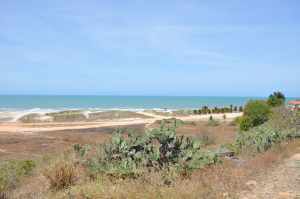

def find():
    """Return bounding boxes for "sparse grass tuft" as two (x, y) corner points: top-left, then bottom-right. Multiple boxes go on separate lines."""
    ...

(43, 161), (78, 190)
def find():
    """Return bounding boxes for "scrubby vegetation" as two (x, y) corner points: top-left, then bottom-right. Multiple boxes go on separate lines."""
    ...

(0, 160), (35, 195)
(238, 100), (271, 131)
(46, 111), (87, 122)
(235, 124), (298, 153)
(2, 91), (300, 198)
(74, 125), (218, 180)
(43, 161), (78, 190)
(88, 110), (152, 121)
(232, 97), (300, 154)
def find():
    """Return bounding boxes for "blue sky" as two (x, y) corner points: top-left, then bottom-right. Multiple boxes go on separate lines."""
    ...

(0, 0), (299, 97)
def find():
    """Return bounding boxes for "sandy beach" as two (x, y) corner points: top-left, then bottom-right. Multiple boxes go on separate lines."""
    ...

(0, 111), (242, 134)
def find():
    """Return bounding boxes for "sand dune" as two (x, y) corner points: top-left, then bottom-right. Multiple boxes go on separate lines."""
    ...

(0, 112), (242, 134)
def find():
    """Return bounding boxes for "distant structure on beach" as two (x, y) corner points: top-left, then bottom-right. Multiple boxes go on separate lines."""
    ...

(287, 100), (300, 111)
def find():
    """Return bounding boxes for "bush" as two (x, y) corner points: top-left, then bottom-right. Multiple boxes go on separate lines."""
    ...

(75, 126), (218, 179)
(235, 124), (297, 153)
(267, 91), (285, 107)
(239, 100), (271, 131)
(268, 106), (299, 131)
(43, 161), (78, 190)
(0, 160), (35, 193)
(239, 116), (252, 131)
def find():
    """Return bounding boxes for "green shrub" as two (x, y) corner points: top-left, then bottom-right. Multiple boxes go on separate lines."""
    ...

(239, 116), (252, 131)
(235, 124), (297, 153)
(234, 105), (300, 154)
(267, 91), (285, 107)
(0, 160), (35, 193)
(75, 126), (218, 179)
(239, 100), (271, 131)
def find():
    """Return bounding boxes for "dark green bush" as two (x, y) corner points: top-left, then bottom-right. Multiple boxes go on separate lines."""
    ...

(267, 91), (285, 107)
(239, 100), (271, 131)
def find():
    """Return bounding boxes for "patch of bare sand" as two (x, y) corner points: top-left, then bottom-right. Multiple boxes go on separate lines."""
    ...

(242, 148), (300, 199)
(0, 112), (242, 134)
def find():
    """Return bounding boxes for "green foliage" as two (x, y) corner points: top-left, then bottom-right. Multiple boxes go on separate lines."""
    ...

(239, 116), (252, 131)
(239, 100), (271, 131)
(235, 124), (297, 153)
(234, 106), (300, 154)
(0, 160), (35, 193)
(193, 105), (241, 115)
(267, 91), (286, 107)
(75, 126), (218, 179)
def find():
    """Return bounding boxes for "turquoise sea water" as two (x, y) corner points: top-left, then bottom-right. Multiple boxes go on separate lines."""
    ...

(0, 95), (267, 110)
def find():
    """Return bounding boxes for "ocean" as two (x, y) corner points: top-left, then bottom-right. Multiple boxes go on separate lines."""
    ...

(0, 95), (264, 110)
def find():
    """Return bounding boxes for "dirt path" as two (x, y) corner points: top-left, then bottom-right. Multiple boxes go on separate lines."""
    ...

(242, 150), (300, 199)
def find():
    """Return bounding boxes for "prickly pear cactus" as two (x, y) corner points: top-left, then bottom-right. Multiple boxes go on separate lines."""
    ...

(75, 125), (218, 177)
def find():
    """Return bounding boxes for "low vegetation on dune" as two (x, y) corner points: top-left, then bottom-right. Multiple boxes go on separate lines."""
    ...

(18, 110), (153, 123)
(2, 91), (300, 198)
(88, 110), (152, 121)
(0, 160), (35, 196)
(46, 111), (87, 122)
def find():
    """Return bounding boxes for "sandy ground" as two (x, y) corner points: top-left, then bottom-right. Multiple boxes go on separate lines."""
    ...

(0, 112), (242, 134)
(0, 112), (239, 161)
(242, 147), (300, 199)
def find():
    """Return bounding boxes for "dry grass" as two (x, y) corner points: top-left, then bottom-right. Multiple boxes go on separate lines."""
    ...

(7, 140), (300, 199)
(48, 140), (300, 199)
(4, 121), (300, 198)
(43, 160), (78, 190)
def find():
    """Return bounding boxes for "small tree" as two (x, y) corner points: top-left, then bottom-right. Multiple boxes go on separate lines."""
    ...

(267, 91), (286, 107)
(239, 100), (271, 131)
